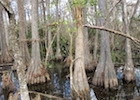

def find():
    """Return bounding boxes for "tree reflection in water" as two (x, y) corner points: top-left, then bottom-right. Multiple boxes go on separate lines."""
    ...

(1, 65), (140, 100)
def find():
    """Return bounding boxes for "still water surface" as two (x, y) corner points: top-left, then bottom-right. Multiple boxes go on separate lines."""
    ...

(0, 64), (140, 100)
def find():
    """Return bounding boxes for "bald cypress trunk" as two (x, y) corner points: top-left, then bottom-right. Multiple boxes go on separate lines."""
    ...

(0, 0), (30, 99)
(17, 0), (30, 68)
(71, 2), (90, 99)
(122, 0), (135, 82)
(55, 0), (63, 61)
(0, 4), (13, 63)
(92, 0), (118, 89)
(83, 7), (95, 70)
(26, 0), (50, 84)
(46, 0), (53, 60)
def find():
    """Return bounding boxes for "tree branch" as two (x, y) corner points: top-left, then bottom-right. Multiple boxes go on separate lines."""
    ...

(0, 0), (14, 14)
(103, 0), (121, 26)
(84, 24), (140, 45)
(129, 0), (140, 26)
(29, 91), (65, 100)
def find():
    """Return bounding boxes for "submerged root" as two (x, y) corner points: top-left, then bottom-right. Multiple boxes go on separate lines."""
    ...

(26, 64), (50, 84)
(72, 87), (90, 100)
(124, 69), (135, 82)
(0, 52), (13, 63)
(92, 65), (118, 89)
(2, 73), (16, 91)
(8, 92), (19, 100)
(93, 76), (104, 87)
(93, 77), (118, 89)
(2, 72), (17, 100)
(104, 79), (118, 89)
(109, 79), (118, 88)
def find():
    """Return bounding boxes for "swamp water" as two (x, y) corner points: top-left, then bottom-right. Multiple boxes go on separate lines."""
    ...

(0, 64), (140, 100)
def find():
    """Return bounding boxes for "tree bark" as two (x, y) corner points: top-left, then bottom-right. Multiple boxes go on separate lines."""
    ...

(26, 0), (50, 84)
(3, 9), (9, 46)
(71, 1), (90, 99)
(93, 5), (99, 64)
(0, 4), (13, 63)
(92, 0), (118, 89)
(83, 7), (95, 70)
(17, 0), (30, 68)
(55, 0), (63, 61)
(41, 0), (46, 23)
(46, 0), (53, 60)
(122, 0), (135, 82)
(0, 0), (30, 100)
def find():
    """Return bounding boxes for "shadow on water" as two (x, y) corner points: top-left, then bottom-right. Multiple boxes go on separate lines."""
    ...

(1, 64), (140, 100)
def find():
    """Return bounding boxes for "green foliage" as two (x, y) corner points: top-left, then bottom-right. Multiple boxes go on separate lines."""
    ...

(38, 23), (46, 60)
(60, 36), (70, 56)
(26, 23), (32, 39)
(106, 97), (116, 100)
(52, 35), (70, 57)
(71, 0), (88, 7)
(95, 11), (101, 18)
(40, 42), (46, 59)
(64, 20), (68, 25)
(52, 37), (57, 53)
(89, 0), (97, 6)
(111, 51), (125, 63)
(39, 24), (45, 38)
(26, 23), (32, 54)
(47, 15), (52, 21)
(88, 28), (96, 36)
(64, 20), (77, 34)
(52, 21), (59, 26)
(45, 62), (53, 68)
(15, 26), (19, 37)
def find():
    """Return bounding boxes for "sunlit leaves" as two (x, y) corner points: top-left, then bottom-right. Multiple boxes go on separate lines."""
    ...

(95, 11), (101, 18)
(64, 20), (68, 25)
(67, 27), (71, 32)
(45, 62), (53, 68)
(71, 0), (88, 7)
(66, 26), (77, 33)
(63, 20), (77, 33)
(70, 0), (97, 7)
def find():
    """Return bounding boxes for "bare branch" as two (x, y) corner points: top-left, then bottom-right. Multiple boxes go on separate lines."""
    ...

(18, 38), (46, 42)
(0, 0), (13, 14)
(103, 0), (121, 26)
(84, 24), (140, 44)
(129, 0), (140, 25)
(45, 18), (63, 63)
